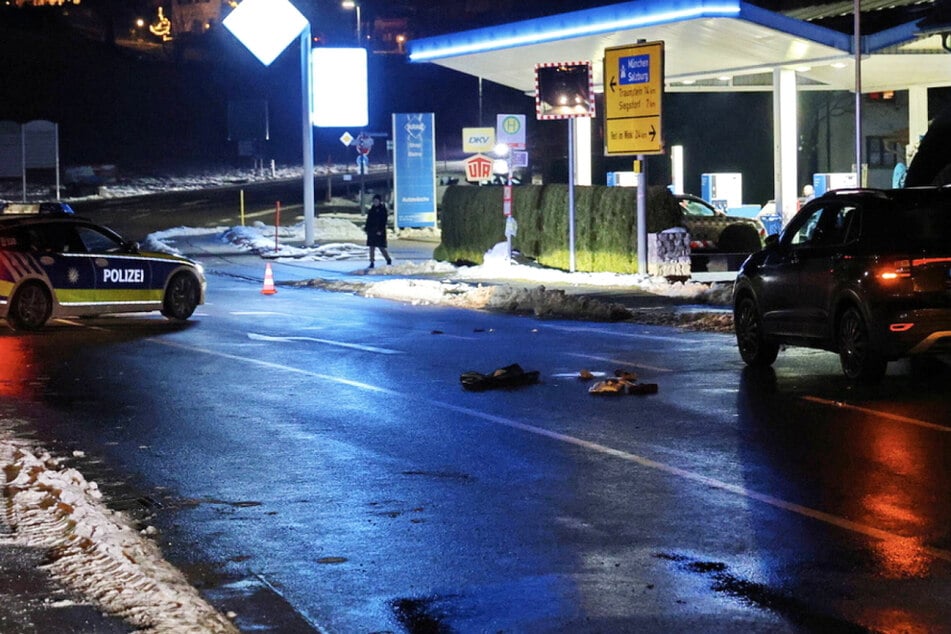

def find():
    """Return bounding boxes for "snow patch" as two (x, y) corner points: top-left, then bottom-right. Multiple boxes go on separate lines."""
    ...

(0, 422), (237, 633)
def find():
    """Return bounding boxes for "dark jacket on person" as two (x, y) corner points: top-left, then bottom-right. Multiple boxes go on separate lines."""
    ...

(365, 202), (388, 248)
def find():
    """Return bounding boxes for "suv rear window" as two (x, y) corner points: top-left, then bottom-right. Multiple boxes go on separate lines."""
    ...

(863, 195), (951, 251)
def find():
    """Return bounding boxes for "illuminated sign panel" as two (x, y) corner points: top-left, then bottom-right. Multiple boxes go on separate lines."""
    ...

(496, 114), (526, 149)
(462, 127), (495, 153)
(604, 41), (664, 155)
(311, 48), (368, 127)
(464, 154), (493, 182)
(392, 113), (437, 228)
(222, 0), (308, 66)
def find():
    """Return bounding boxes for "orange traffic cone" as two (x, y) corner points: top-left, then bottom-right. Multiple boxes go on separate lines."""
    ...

(261, 262), (277, 295)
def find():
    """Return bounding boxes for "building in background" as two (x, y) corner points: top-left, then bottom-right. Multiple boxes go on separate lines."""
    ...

(165, 0), (227, 36)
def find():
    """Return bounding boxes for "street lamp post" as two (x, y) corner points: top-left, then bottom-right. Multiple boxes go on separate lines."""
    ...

(342, 0), (361, 46)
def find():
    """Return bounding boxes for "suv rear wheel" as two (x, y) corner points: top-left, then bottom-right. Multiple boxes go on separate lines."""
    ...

(838, 306), (887, 382)
(734, 295), (779, 367)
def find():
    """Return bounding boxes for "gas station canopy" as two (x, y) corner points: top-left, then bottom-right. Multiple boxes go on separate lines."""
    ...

(408, 0), (951, 94)
(408, 0), (951, 235)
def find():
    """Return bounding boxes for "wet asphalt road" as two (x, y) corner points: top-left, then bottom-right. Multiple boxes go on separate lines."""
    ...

(4, 244), (951, 632)
(3, 187), (951, 632)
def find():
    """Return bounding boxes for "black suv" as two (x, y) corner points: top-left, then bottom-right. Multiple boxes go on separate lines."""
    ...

(733, 187), (951, 382)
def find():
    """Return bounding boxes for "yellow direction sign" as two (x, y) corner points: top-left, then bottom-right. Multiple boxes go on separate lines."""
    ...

(603, 41), (664, 155)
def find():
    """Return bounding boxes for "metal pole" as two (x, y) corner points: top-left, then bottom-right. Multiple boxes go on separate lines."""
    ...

(507, 153), (513, 260)
(359, 155), (365, 213)
(478, 77), (484, 126)
(568, 119), (576, 273)
(301, 27), (315, 246)
(637, 156), (647, 274)
(20, 125), (26, 202)
(54, 123), (60, 201)
(356, 4), (362, 47)
(854, 0), (863, 186)
(275, 200), (281, 252)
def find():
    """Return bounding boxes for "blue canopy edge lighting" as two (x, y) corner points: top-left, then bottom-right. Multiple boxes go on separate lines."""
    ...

(408, 0), (855, 63)
(409, 0), (741, 61)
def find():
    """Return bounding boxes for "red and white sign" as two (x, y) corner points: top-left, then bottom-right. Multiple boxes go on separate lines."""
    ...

(465, 154), (493, 182)
(503, 185), (513, 217)
(355, 132), (374, 155)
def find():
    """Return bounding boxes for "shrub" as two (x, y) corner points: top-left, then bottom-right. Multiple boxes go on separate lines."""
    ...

(436, 184), (680, 273)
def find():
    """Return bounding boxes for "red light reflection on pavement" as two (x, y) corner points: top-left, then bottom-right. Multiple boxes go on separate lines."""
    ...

(861, 426), (932, 580)
(0, 337), (36, 398)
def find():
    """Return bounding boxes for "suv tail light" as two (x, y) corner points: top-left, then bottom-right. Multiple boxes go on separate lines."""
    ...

(877, 259), (912, 281)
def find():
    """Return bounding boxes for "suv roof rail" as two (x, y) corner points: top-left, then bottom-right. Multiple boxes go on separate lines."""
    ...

(820, 188), (890, 199)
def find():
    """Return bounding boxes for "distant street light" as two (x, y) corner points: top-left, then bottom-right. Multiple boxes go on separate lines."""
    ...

(341, 0), (362, 47)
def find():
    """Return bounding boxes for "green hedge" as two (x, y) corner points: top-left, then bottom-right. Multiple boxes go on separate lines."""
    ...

(434, 184), (681, 273)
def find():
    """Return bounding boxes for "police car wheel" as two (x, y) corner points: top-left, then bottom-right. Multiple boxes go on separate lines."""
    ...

(9, 282), (52, 331)
(162, 272), (199, 321)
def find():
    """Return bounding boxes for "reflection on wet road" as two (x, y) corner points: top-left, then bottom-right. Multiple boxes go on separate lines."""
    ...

(4, 274), (951, 632)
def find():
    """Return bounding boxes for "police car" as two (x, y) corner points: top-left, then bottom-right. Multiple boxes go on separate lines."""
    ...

(0, 213), (205, 330)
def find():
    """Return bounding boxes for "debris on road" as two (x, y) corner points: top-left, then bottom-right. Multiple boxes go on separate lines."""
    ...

(460, 364), (540, 391)
(588, 369), (658, 396)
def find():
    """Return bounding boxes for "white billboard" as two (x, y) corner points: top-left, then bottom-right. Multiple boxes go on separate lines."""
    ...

(311, 48), (368, 128)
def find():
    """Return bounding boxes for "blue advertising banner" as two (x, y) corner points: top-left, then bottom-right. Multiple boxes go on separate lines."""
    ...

(392, 113), (437, 228)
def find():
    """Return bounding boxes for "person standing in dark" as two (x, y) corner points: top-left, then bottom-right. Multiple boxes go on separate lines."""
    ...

(365, 194), (392, 268)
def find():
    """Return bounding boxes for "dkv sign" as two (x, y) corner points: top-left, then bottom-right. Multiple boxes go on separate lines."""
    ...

(462, 127), (494, 153)
(465, 154), (494, 182)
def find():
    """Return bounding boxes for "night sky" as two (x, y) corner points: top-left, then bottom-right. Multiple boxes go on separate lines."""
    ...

(0, 0), (944, 202)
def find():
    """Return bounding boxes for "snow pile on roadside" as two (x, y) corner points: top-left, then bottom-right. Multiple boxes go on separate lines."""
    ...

(224, 219), (367, 259)
(456, 241), (726, 301)
(0, 422), (237, 633)
(363, 280), (632, 321)
(142, 226), (225, 255)
(393, 225), (442, 242)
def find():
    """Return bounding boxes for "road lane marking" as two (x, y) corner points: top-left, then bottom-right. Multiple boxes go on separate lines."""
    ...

(247, 332), (403, 355)
(148, 339), (951, 564)
(566, 352), (672, 373)
(802, 396), (948, 432)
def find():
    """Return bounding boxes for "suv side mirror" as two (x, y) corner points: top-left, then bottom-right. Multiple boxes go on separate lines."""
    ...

(123, 240), (140, 254)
